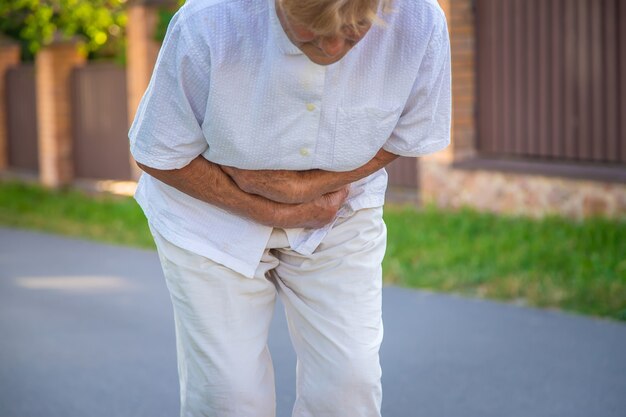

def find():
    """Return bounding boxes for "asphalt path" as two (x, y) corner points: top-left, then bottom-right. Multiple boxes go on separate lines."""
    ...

(1, 227), (625, 417)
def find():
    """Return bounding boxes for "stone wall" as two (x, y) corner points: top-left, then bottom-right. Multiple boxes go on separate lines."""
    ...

(421, 159), (626, 219)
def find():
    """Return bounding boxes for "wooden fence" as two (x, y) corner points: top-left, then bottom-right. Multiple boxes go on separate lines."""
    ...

(476, 0), (625, 164)
(6, 64), (38, 172)
(5, 62), (132, 180)
(71, 62), (132, 180)
(5, 61), (418, 187)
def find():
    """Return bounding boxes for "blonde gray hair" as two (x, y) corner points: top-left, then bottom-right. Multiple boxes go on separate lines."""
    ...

(277, 0), (395, 36)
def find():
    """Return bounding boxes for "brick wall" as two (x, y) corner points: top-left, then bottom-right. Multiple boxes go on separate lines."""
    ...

(126, 0), (177, 180)
(435, 0), (476, 162)
(35, 37), (86, 187)
(0, 40), (20, 171)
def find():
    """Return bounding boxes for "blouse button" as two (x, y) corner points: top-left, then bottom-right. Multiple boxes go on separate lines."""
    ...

(306, 103), (316, 112)
(300, 148), (310, 156)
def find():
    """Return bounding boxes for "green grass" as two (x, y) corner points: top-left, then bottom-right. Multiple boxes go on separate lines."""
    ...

(383, 205), (626, 321)
(0, 180), (155, 249)
(1, 179), (625, 321)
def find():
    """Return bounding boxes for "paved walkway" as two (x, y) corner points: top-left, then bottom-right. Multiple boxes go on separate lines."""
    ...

(1, 227), (625, 417)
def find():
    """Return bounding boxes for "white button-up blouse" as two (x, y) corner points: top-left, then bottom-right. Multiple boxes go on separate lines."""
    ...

(129, 0), (451, 278)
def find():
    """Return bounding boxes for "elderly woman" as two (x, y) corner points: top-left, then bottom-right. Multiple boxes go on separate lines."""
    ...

(128, 0), (451, 415)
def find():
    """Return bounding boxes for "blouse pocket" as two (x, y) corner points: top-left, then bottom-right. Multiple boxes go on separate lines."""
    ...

(332, 105), (401, 171)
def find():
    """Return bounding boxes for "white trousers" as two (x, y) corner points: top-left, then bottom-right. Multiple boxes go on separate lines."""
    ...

(148, 206), (387, 417)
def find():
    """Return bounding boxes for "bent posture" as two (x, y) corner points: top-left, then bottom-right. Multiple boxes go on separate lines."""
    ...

(129, 0), (451, 415)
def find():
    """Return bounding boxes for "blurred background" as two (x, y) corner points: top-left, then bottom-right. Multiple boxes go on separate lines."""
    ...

(0, 1), (625, 416)
(0, 0), (625, 217)
(0, 0), (624, 318)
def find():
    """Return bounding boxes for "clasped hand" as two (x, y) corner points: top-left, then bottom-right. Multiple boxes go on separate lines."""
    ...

(220, 165), (350, 229)
(221, 165), (339, 204)
(218, 148), (396, 228)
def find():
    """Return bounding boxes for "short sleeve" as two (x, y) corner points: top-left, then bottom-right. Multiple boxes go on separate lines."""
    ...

(383, 13), (451, 157)
(128, 9), (211, 170)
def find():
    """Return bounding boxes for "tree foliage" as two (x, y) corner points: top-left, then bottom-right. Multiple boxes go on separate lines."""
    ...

(154, 0), (186, 42)
(0, 0), (127, 61)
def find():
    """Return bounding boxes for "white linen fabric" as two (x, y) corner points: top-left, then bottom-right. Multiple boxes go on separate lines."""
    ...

(147, 206), (387, 417)
(129, 0), (451, 277)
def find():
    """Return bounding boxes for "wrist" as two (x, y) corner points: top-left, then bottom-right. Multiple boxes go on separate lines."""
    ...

(246, 195), (294, 228)
(302, 170), (347, 198)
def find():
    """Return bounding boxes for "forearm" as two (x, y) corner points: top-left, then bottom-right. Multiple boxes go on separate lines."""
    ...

(222, 148), (400, 204)
(304, 148), (400, 195)
(136, 155), (349, 229)
(136, 156), (286, 227)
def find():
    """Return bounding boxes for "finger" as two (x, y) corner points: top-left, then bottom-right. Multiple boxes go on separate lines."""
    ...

(339, 190), (349, 204)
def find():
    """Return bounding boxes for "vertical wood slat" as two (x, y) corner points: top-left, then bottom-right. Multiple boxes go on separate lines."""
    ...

(526, 0), (538, 156)
(501, 0), (512, 154)
(475, 0), (489, 153)
(487, 0), (498, 154)
(604, 0), (618, 162)
(513, 0), (524, 154)
(617, 1), (626, 162)
(590, 0), (604, 161)
(537, 0), (551, 157)
(563, 0), (577, 159)
(551, 0), (563, 159)
(577, 0), (591, 160)
(491, 0), (502, 155)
